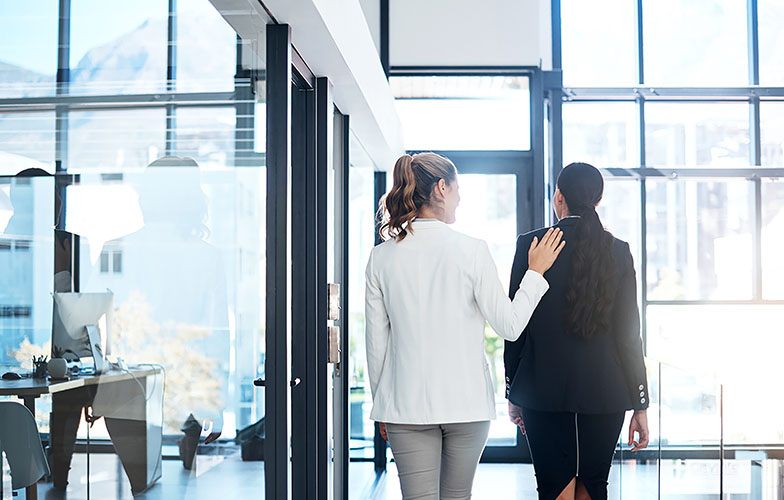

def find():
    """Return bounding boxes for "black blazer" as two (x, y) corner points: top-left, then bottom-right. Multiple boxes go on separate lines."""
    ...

(503, 217), (649, 413)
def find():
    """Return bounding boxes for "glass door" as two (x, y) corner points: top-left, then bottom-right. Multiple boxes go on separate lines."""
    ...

(436, 150), (536, 462)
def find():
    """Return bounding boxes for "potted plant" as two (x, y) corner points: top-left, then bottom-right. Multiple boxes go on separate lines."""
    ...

(48, 347), (76, 379)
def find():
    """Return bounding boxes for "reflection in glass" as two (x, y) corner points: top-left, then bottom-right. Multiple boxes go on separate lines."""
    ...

(0, 112), (56, 175)
(0, 176), (55, 369)
(642, 0), (747, 86)
(561, 0), (637, 86)
(563, 102), (639, 167)
(645, 103), (749, 168)
(758, 0), (784, 86)
(452, 174), (517, 446)
(648, 305), (784, 444)
(69, 162), (267, 444)
(0, 1), (58, 98)
(762, 180), (784, 299)
(69, 0), (167, 95)
(646, 179), (753, 300)
(174, 107), (237, 168)
(176, 0), (237, 93)
(760, 102), (784, 168)
(391, 76), (531, 151)
(68, 108), (166, 171)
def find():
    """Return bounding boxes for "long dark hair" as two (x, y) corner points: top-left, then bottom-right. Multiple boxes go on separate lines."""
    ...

(558, 162), (617, 339)
(378, 152), (457, 241)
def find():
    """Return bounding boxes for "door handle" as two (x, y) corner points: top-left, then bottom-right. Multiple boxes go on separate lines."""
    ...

(253, 377), (301, 388)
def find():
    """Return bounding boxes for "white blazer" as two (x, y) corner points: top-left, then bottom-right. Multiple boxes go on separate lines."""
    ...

(365, 219), (549, 424)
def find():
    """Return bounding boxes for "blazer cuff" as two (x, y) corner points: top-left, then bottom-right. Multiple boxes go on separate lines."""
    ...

(633, 382), (650, 411)
(520, 269), (549, 297)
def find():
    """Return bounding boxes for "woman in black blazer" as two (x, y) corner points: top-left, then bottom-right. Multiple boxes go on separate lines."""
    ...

(503, 163), (649, 500)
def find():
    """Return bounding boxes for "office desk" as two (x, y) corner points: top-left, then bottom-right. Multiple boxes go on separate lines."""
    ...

(0, 367), (164, 498)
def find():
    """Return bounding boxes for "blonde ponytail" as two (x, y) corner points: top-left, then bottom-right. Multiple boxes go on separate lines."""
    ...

(378, 152), (457, 241)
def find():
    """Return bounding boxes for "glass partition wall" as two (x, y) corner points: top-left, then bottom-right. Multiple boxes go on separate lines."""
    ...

(0, 1), (280, 498)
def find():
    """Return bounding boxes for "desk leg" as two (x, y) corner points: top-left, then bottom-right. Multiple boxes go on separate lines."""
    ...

(103, 377), (162, 495)
(50, 387), (93, 490)
(20, 396), (38, 500)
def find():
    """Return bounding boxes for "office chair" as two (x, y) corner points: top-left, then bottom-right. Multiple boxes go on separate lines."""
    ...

(0, 401), (50, 492)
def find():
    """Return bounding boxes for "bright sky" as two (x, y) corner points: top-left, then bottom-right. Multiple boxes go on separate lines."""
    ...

(0, 0), (211, 74)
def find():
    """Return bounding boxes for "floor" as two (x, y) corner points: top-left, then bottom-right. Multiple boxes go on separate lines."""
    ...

(358, 460), (768, 500)
(2, 451), (264, 500)
(3, 454), (775, 499)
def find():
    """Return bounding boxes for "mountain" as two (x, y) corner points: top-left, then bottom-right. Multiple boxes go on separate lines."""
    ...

(0, 61), (55, 98)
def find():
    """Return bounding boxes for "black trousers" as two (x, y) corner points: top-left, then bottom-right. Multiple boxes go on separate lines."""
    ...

(522, 407), (625, 500)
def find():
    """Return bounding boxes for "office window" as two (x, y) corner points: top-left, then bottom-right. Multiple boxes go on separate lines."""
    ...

(559, 0), (781, 454)
(0, 1), (58, 98)
(69, 0), (168, 95)
(0, 112), (57, 175)
(174, 107), (236, 168)
(452, 173), (518, 446)
(758, 0), (784, 86)
(15, 240), (31, 252)
(0, 177), (55, 367)
(642, 0), (747, 86)
(67, 108), (166, 172)
(648, 305), (784, 444)
(645, 103), (749, 168)
(562, 102), (639, 167)
(762, 179), (784, 299)
(391, 76), (531, 151)
(69, 165), (266, 438)
(99, 249), (123, 274)
(100, 250), (109, 273)
(597, 179), (642, 277)
(561, 0), (637, 86)
(760, 102), (784, 167)
(176, 0), (236, 92)
(646, 179), (753, 300)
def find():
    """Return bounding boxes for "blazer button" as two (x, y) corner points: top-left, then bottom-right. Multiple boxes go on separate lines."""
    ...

(641, 398), (646, 404)
(505, 377), (510, 382)
(640, 391), (645, 397)
(639, 384), (644, 390)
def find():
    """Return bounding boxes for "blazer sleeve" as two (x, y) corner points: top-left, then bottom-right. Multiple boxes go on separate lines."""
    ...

(503, 234), (530, 399)
(613, 242), (650, 411)
(472, 239), (549, 342)
(364, 249), (390, 400)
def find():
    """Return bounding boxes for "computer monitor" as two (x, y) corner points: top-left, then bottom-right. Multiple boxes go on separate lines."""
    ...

(52, 291), (113, 374)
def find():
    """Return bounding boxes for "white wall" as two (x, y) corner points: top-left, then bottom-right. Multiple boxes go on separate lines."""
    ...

(390, 0), (552, 68)
(359, 0), (381, 56)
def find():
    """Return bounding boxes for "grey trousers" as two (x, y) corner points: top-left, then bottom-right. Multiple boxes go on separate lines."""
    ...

(386, 421), (491, 500)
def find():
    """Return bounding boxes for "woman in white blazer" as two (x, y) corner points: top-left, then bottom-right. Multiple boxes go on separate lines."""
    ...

(365, 152), (565, 500)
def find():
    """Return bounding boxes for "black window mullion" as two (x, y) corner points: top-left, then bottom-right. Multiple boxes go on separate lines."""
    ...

(635, 0), (645, 85)
(165, 0), (177, 154)
(638, 91), (648, 352)
(747, 0), (760, 86)
(747, 0), (763, 300)
(753, 177), (763, 300)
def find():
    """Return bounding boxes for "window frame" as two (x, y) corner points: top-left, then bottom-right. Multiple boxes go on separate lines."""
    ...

(551, 0), (784, 452)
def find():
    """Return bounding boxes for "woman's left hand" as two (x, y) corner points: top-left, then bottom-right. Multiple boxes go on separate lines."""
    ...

(378, 422), (388, 441)
(508, 402), (526, 435)
(628, 410), (649, 451)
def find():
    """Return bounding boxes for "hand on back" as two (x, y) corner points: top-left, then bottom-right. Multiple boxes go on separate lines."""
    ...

(528, 228), (566, 275)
